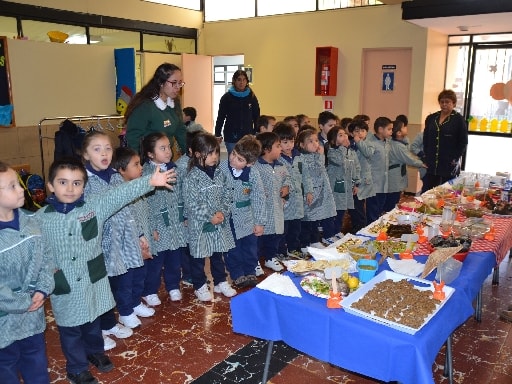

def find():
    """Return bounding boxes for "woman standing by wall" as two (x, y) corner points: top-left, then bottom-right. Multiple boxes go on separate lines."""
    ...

(215, 69), (260, 154)
(125, 63), (187, 158)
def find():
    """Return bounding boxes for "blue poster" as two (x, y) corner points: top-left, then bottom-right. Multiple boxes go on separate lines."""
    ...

(382, 72), (394, 91)
(114, 48), (136, 115)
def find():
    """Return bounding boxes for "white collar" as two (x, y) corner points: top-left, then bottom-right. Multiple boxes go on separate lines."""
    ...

(153, 96), (175, 110)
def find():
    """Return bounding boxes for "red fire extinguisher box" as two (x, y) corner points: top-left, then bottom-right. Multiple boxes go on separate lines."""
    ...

(315, 46), (338, 96)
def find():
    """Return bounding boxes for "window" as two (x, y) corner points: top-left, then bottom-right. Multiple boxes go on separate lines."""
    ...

(318, 0), (382, 9)
(142, 0), (200, 10)
(0, 16), (17, 39)
(257, 0), (315, 16)
(143, 34), (195, 53)
(89, 27), (139, 48)
(22, 20), (85, 43)
(205, 0), (255, 21)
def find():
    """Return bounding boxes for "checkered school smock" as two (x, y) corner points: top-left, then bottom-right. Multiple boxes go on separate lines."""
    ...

(356, 134), (390, 194)
(326, 145), (361, 211)
(388, 138), (424, 193)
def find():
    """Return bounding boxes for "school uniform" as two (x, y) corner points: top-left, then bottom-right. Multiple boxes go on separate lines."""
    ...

(387, 138), (424, 210)
(183, 165), (235, 290)
(326, 145), (361, 234)
(142, 162), (187, 296)
(219, 160), (266, 280)
(253, 157), (290, 261)
(36, 174), (155, 374)
(0, 209), (54, 384)
(356, 134), (390, 223)
(300, 151), (336, 245)
(175, 154), (192, 281)
(278, 149), (313, 254)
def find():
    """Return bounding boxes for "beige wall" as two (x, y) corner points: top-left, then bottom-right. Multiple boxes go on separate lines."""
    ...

(200, 5), (445, 127)
(11, 0), (203, 30)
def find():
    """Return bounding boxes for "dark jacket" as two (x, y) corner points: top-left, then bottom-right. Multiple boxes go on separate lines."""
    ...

(214, 88), (260, 143)
(423, 111), (468, 178)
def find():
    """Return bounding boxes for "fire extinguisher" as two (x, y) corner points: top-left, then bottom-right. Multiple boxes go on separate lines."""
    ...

(320, 63), (330, 95)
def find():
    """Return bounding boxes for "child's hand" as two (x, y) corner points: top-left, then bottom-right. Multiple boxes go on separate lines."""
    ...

(317, 145), (324, 154)
(153, 230), (159, 241)
(210, 211), (224, 225)
(253, 225), (264, 236)
(306, 192), (314, 206)
(353, 135), (361, 143)
(150, 167), (177, 189)
(353, 186), (358, 195)
(28, 292), (45, 312)
(280, 186), (289, 198)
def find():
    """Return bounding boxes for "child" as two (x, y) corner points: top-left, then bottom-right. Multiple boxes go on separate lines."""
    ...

(317, 111), (337, 146)
(273, 122), (313, 258)
(0, 162), (54, 384)
(283, 115), (300, 135)
(387, 119), (426, 209)
(298, 128), (337, 245)
(141, 132), (188, 304)
(326, 126), (361, 234)
(254, 132), (291, 273)
(183, 133), (237, 301)
(36, 157), (174, 384)
(219, 135), (266, 287)
(347, 119), (375, 233)
(256, 115), (276, 133)
(354, 116), (392, 223)
(81, 132), (150, 348)
(108, 147), (155, 330)
(183, 106), (206, 133)
(296, 114), (311, 128)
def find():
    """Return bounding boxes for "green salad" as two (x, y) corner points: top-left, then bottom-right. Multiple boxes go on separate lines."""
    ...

(300, 277), (330, 296)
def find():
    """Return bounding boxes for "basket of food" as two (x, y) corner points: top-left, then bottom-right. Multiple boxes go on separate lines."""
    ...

(47, 31), (69, 43)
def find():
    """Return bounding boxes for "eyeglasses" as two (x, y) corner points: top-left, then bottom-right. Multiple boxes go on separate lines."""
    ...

(166, 80), (185, 88)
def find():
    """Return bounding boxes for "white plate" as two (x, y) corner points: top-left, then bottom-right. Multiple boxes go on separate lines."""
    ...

(299, 275), (331, 299)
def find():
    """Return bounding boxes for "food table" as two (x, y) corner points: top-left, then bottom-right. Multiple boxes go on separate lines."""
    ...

(230, 250), (496, 384)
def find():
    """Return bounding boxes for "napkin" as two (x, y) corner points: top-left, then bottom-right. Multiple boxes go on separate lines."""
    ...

(387, 258), (425, 277)
(256, 273), (302, 298)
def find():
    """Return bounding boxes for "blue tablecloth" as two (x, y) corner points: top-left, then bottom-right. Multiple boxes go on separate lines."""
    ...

(230, 251), (496, 384)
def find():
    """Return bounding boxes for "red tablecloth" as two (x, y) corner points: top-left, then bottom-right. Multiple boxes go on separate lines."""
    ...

(413, 215), (512, 264)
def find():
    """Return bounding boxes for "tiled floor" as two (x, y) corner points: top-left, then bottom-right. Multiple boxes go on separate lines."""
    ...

(44, 253), (512, 384)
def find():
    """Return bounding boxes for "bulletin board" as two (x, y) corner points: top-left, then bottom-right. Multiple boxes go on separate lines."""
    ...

(0, 36), (14, 127)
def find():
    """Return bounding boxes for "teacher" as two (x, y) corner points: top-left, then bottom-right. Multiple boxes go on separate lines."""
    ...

(422, 89), (468, 192)
(215, 69), (260, 154)
(125, 63), (187, 157)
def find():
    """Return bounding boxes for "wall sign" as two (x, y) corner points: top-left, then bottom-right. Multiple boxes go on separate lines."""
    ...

(382, 64), (396, 92)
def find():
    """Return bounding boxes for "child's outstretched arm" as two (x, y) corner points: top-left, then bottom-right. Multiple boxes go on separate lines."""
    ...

(150, 167), (177, 189)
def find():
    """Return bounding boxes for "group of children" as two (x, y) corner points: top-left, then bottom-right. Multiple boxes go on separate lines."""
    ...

(0, 109), (426, 384)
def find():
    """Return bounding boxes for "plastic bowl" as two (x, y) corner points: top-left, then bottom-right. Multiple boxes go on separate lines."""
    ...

(347, 245), (374, 262)
(47, 31), (69, 43)
(357, 259), (378, 283)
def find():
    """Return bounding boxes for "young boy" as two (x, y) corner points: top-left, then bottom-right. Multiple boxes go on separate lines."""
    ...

(353, 116), (393, 223)
(36, 157), (174, 384)
(283, 115), (300, 135)
(317, 110), (338, 146)
(0, 161), (54, 384)
(183, 106), (206, 133)
(254, 132), (291, 273)
(273, 122), (313, 259)
(219, 135), (267, 287)
(256, 115), (276, 133)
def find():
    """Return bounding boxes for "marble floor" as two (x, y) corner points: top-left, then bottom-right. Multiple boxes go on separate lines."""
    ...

(43, 252), (512, 384)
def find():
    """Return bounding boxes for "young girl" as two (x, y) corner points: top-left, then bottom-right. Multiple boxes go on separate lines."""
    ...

(298, 128), (336, 245)
(141, 132), (188, 304)
(387, 119), (426, 210)
(326, 126), (361, 234)
(183, 133), (236, 301)
(82, 131), (151, 349)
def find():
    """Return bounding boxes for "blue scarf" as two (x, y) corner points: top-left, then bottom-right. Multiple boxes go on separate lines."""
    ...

(349, 137), (358, 151)
(281, 148), (300, 164)
(0, 208), (20, 231)
(86, 163), (116, 184)
(230, 166), (251, 181)
(258, 157), (281, 168)
(228, 85), (251, 98)
(198, 164), (217, 180)
(46, 194), (85, 214)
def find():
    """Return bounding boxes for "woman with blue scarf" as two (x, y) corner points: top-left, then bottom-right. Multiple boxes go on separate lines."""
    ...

(215, 69), (260, 154)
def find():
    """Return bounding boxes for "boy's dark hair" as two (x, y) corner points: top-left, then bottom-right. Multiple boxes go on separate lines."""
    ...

(188, 133), (220, 170)
(396, 114), (408, 126)
(353, 114), (370, 122)
(340, 117), (352, 129)
(373, 116), (393, 133)
(327, 125), (345, 148)
(348, 119), (369, 134)
(0, 161), (9, 173)
(318, 111), (337, 126)
(48, 157), (88, 185)
(298, 123), (317, 135)
(233, 135), (261, 164)
(272, 122), (295, 141)
(283, 115), (298, 125)
(112, 147), (138, 171)
(257, 115), (275, 131)
(183, 106), (197, 121)
(392, 120), (405, 139)
(296, 114), (309, 126)
(142, 132), (169, 164)
(186, 130), (205, 152)
(256, 132), (279, 155)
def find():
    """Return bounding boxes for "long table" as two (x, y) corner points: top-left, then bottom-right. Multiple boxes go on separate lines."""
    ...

(230, 251), (496, 383)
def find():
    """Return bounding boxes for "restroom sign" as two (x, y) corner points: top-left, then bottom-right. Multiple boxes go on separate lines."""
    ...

(382, 72), (394, 91)
(324, 100), (333, 111)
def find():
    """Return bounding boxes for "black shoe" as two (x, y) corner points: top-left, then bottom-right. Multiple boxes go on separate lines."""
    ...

(234, 275), (249, 288)
(67, 370), (98, 384)
(245, 275), (258, 287)
(87, 353), (114, 373)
